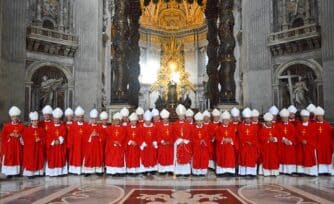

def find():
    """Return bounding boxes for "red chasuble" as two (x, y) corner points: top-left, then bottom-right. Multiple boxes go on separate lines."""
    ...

(259, 125), (280, 171)
(296, 122), (317, 168)
(277, 122), (297, 166)
(1, 122), (25, 169)
(46, 123), (67, 169)
(216, 124), (238, 169)
(68, 122), (88, 168)
(39, 120), (53, 134)
(82, 124), (105, 169)
(140, 124), (158, 168)
(172, 120), (192, 164)
(156, 123), (174, 167)
(315, 121), (333, 167)
(105, 125), (126, 168)
(191, 125), (210, 169)
(22, 125), (45, 172)
(238, 123), (258, 167)
(125, 125), (142, 169)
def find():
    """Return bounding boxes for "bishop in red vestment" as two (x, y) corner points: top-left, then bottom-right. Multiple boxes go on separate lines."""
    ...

(82, 109), (105, 175)
(1, 106), (24, 176)
(216, 111), (238, 175)
(125, 113), (142, 174)
(296, 110), (318, 176)
(238, 108), (258, 176)
(173, 104), (192, 175)
(140, 111), (158, 173)
(68, 106), (87, 175)
(46, 108), (67, 176)
(191, 112), (210, 176)
(277, 109), (297, 175)
(105, 112), (126, 175)
(259, 113), (280, 176)
(22, 112), (45, 177)
(314, 106), (333, 174)
(157, 109), (175, 173)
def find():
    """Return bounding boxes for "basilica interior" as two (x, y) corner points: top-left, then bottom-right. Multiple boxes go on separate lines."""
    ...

(1, 0), (333, 122)
(1, 0), (334, 203)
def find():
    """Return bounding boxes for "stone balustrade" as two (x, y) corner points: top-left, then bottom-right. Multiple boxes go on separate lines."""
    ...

(268, 24), (321, 56)
(26, 25), (79, 57)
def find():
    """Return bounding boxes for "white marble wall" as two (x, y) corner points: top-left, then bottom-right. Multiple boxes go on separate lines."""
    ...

(0, 0), (27, 123)
(241, 0), (273, 111)
(320, 0), (334, 121)
(73, 0), (104, 114)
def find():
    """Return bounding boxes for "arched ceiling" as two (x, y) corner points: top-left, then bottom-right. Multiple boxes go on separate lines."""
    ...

(140, 0), (207, 32)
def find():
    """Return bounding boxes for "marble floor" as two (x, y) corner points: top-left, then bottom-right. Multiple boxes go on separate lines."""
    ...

(0, 172), (333, 204)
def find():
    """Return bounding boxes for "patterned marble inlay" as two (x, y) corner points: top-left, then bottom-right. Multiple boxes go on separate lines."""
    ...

(238, 184), (321, 204)
(120, 188), (246, 204)
(1, 175), (334, 204)
(48, 184), (124, 204)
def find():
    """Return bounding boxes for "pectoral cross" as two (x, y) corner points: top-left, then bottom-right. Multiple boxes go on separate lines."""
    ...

(284, 128), (288, 135)
(55, 129), (59, 136)
(132, 131), (136, 139)
(198, 131), (202, 139)
(33, 130), (38, 138)
(13, 129), (18, 136)
(269, 131), (273, 137)
(245, 129), (250, 136)
(302, 129), (306, 136)
(318, 126), (323, 134)
(79, 128), (83, 134)
(166, 129), (169, 136)
(115, 129), (119, 137)
(224, 130), (228, 137)
(180, 128), (184, 137)
(148, 131), (152, 137)
(45, 126), (48, 131)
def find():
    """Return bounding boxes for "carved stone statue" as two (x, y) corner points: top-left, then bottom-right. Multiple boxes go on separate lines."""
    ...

(39, 75), (64, 108)
(293, 76), (310, 108)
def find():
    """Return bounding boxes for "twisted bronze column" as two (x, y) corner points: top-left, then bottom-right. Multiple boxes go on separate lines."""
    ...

(128, 0), (142, 107)
(218, 0), (236, 103)
(111, 0), (130, 103)
(205, 0), (219, 107)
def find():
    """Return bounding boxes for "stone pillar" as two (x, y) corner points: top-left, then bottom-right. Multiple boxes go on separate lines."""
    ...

(205, 0), (219, 107)
(127, 0), (141, 107)
(305, 0), (311, 24)
(73, 0), (103, 113)
(0, 0), (27, 123)
(218, 0), (237, 103)
(59, 0), (64, 31)
(241, 0), (272, 110)
(35, 0), (42, 25)
(282, 0), (289, 30)
(320, 0), (334, 121)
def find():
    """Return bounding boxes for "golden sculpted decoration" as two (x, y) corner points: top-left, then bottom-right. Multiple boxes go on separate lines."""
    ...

(140, 0), (207, 32)
(151, 36), (195, 100)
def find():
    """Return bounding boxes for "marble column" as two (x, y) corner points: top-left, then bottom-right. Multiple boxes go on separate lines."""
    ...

(205, 0), (219, 107)
(59, 0), (64, 31)
(305, 0), (311, 24)
(35, 0), (42, 25)
(320, 0), (334, 121)
(282, 0), (288, 30)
